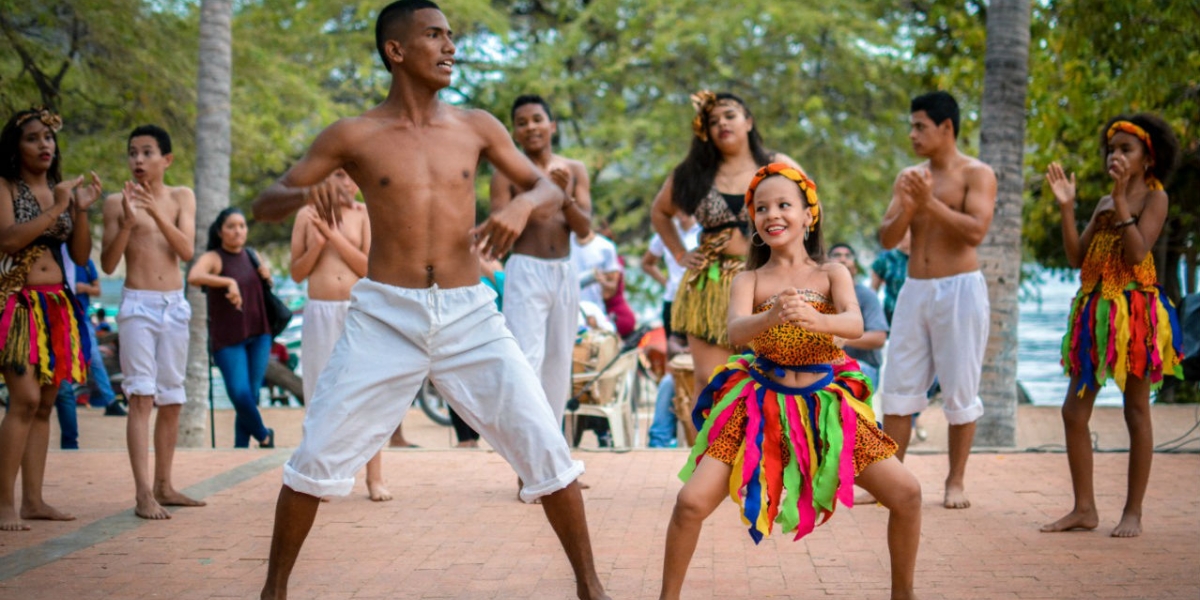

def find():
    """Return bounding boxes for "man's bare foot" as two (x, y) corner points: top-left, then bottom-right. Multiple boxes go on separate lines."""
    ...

(367, 481), (393, 502)
(943, 483), (970, 509)
(134, 495), (171, 520)
(20, 501), (76, 521)
(154, 487), (207, 508)
(455, 440), (478, 448)
(0, 507), (30, 531)
(1040, 508), (1099, 532)
(1111, 512), (1142, 538)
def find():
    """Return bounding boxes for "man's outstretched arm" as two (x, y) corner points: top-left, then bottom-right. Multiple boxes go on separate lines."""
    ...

(254, 121), (349, 223)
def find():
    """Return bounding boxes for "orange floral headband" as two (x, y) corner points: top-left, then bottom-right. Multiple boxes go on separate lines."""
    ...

(1106, 120), (1162, 190)
(745, 163), (820, 231)
(690, 90), (718, 141)
(15, 107), (62, 133)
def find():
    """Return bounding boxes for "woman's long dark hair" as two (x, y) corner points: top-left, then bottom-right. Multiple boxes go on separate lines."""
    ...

(207, 207), (244, 251)
(670, 92), (773, 216)
(0, 109), (63, 185)
(745, 176), (825, 271)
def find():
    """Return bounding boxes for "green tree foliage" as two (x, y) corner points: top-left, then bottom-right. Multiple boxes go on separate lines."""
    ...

(2, 0), (1194, 285)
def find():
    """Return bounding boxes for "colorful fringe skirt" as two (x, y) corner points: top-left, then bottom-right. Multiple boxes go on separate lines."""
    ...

(0, 284), (90, 386)
(1061, 283), (1184, 396)
(681, 354), (896, 544)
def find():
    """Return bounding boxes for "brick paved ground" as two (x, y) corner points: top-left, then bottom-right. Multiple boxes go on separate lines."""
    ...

(1, 404), (1197, 599)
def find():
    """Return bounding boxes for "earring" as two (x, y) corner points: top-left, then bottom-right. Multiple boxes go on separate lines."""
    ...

(803, 228), (809, 242)
(751, 230), (766, 247)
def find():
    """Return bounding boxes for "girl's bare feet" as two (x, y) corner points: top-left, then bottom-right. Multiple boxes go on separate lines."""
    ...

(1040, 508), (1099, 532)
(1111, 512), (1142, 538)
(20, 501), (76, 522)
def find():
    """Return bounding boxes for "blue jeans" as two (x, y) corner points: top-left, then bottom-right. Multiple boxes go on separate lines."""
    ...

(648, 374), (678, 448)
(84, 321), (116, 407)
(55, 383), (79, 449)
(213, 334), (272, 448)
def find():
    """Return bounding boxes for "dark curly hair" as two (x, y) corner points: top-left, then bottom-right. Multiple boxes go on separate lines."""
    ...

(1100, 113), (1180, 185)
(0, 109), (63, 185)
(670, 93), (773, 216)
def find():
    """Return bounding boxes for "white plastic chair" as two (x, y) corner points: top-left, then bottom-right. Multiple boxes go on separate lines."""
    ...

(565, 350), (640, 449)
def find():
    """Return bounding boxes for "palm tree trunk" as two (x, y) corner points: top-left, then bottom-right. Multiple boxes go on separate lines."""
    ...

(976, 0), (1031, 448)
(180, 0), (233, 447)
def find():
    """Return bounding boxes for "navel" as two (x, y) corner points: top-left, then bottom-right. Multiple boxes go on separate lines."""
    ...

(380, 177), (390, 187)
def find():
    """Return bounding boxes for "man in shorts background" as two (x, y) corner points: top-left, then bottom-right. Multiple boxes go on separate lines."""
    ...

(877, 91), (996, 509)
(251, 2), (608, 598)
(100, 124), (203, 520)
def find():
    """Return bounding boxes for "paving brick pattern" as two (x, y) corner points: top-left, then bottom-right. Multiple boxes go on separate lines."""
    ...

(1, 405), (1197, 599)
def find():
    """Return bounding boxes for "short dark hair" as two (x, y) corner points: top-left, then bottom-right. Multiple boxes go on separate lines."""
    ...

(828, 243), (855, 257)
(511, 95), (553, 123)
(1100, 113), (1180, 184)
(375, 0), (442, 72)
(128, 124), (172, 155)
(911, 91), (960, 139)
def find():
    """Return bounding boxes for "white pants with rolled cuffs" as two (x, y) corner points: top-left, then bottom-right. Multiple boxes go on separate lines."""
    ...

(117, 288), (190, 406)
(501, 254), (580, 425)
(283, 279), (584, 502)
(879, 270), (989, 425)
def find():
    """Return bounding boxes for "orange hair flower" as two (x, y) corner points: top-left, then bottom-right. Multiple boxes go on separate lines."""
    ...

(15, 107), (62, 133)
(745, 163), (820, 231)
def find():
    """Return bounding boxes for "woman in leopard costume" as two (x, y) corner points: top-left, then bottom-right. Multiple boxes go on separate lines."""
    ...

(0, 108), (102, 531)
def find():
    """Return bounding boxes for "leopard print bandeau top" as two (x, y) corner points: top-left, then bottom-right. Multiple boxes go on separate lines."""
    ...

(12, 179), (72, 242)
(750, 289), (844, 366)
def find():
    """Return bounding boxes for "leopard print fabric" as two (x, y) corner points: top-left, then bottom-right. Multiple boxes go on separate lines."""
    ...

(11, 179), (72, 240)
(750, 289), (845, 366)
(706, 401), (897, 476)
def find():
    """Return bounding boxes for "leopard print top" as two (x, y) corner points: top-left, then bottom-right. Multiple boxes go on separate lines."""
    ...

(749, 289), (844, 366)
(1, 179), (70, 306)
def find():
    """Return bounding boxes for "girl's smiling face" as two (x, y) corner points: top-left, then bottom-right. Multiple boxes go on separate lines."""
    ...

(751, 176), (811, 247)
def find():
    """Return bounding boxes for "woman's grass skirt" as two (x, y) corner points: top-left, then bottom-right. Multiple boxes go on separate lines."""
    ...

(0, 284), (90, 386)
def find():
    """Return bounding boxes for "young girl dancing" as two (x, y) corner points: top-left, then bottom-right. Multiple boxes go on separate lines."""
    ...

(659, 164), (922, 600)
(1043, 114), (1183, 538)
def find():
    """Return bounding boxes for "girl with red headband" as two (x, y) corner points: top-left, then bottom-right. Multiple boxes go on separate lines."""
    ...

(659, 164), (921, 600)
(1043, 114), (1183, 538)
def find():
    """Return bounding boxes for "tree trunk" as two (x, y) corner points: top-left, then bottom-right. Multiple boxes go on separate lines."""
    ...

(180, 0), (233, 447)
(976, 0), (1030, 448)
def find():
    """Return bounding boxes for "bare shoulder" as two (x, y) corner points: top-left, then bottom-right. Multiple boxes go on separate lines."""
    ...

(168, 185), (196, 205)
(963, 155), (996, 179)
(460, 106), (507, 137)
(821, 260), (852, 280)
(102, 192), (123, 212)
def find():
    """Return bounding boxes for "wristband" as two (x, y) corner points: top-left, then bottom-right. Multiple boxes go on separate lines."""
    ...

(1114, 217), (1137, 230)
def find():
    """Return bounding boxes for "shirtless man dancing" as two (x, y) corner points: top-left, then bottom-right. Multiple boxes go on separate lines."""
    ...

(252, 2), (608, 599)
(490, 94), (592, 431)
(100, 125), (204, 520)
(877, 91), (996, 509)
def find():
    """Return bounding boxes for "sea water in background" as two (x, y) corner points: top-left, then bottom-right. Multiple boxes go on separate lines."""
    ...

(1018, 270), (1124, 407)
